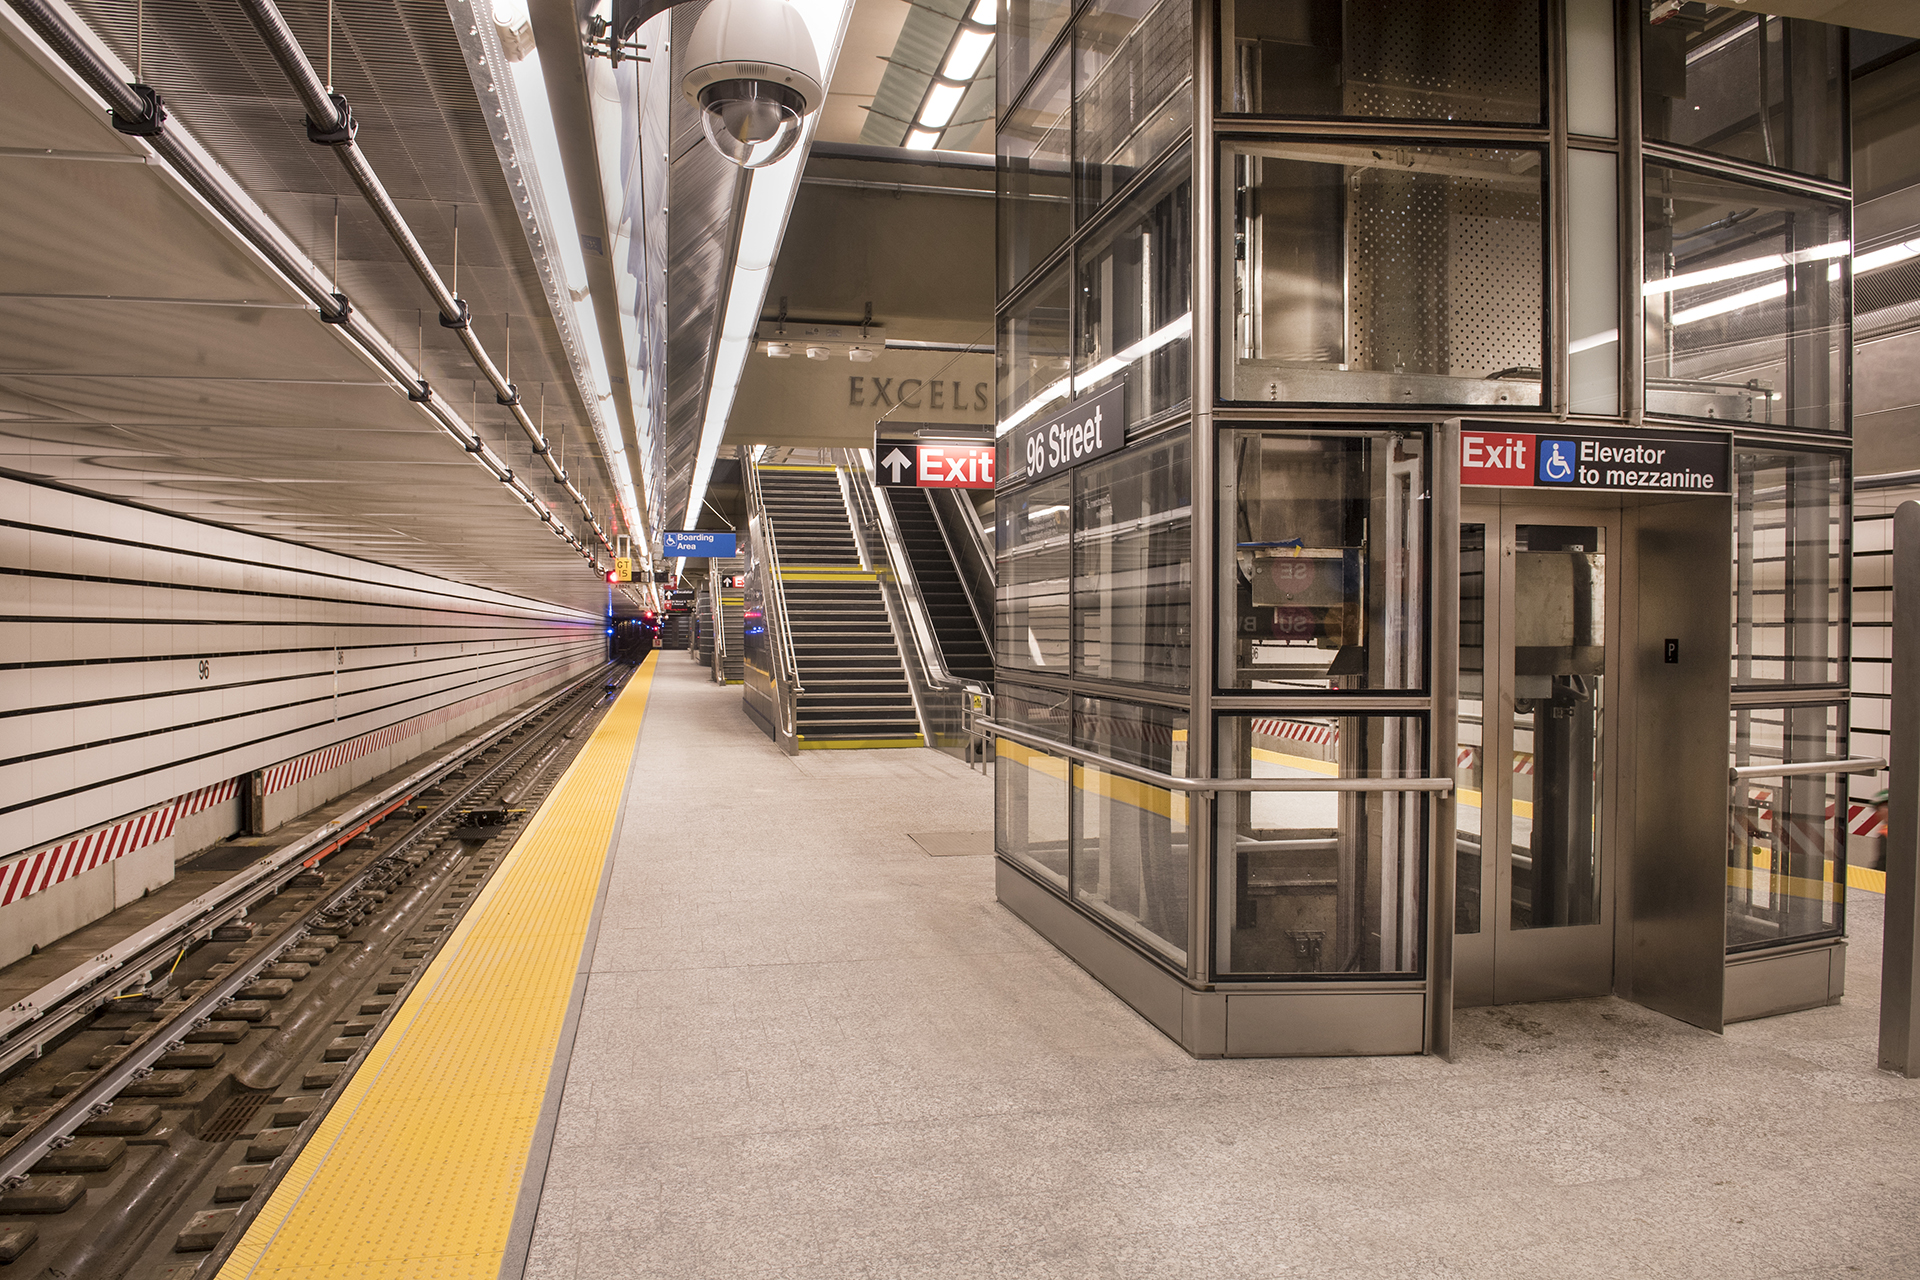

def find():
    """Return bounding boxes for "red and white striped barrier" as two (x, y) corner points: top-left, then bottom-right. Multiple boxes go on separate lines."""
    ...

(1251, 718), (1338, 747)
(0, 779), (237, 908)
(260, 718), (423, 794)
(1454, 745), (1535, 777)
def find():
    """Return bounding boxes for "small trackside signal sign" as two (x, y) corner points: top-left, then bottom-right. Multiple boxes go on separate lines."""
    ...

(874, 437), (995, 489)
(1460, 422), (1728, 494)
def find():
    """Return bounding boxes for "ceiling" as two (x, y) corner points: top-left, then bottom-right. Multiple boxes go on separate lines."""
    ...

(0, 0), (641, 615)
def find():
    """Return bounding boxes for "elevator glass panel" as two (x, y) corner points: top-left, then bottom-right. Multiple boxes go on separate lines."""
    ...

(1073, 0), (1192, 219)
(1219, 0), (1542, 124)
(1728, 702), (1846, 951)
(996, 474), (1072, 671)
(1222, 141), (1544, 407)
(995, 684), (1071, 888)
(1219, 429), (1427, 691)
(998, 48), (1072, 296)
(1508, 525), (1605, 933)
(1640, 7), (1845, 183)
(1074, 697), (1189, 963)
(1732, 446), (1847, 687)
(1642, 166), (1848, 433)
(1215, 713), (1426, 976)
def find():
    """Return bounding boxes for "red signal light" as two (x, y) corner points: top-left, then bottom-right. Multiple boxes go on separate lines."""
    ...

(605, 571), (618, 584)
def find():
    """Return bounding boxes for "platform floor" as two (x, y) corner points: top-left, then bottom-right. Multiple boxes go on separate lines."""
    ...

(520, 657), (1920, 1280)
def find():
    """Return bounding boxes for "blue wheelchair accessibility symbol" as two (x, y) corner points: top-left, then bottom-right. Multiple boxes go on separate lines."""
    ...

(1537, 439), (1577, 485)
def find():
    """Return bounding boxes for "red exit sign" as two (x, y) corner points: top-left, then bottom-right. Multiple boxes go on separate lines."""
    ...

(1461, 431), (1535, 487)
(874, 439), (995, 489)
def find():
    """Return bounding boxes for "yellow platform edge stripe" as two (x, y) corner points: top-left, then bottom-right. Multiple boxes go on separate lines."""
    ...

(219, 657), (657, 1280)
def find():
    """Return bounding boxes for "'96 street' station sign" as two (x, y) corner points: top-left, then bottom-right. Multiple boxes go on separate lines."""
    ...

(1017, 383), (1125, 484)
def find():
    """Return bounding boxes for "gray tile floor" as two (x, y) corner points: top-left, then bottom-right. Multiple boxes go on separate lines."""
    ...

(527, 656), (1920, 1279)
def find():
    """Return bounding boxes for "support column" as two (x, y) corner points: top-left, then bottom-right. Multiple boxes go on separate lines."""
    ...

(1879, 501), (1920, 1076)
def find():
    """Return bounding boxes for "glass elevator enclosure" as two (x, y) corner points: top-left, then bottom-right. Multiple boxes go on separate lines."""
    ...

(992, 0), (1857, 1056)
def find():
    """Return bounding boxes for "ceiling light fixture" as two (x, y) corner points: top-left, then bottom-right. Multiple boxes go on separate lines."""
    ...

(901, 0), (994, 149)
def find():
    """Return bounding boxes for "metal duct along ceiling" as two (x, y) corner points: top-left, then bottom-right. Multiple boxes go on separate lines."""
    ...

(661, 0), (746, 534)
(37, 0), (623, 603)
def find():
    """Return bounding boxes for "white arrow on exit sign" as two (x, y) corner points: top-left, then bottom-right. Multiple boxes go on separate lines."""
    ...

(880, 447), (915, 483)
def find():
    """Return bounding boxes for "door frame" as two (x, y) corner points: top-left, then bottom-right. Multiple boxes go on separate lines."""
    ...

(1456, 493), (1628, 1006)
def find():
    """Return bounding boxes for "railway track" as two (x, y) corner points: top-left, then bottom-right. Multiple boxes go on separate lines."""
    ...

(0, 662), (633, 1277)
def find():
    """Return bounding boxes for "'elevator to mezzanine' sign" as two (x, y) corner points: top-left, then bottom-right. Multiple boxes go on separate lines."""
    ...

(1459, 422), (1728, 494)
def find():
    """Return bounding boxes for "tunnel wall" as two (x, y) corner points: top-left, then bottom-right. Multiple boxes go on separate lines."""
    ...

(0, 474), (603, 963)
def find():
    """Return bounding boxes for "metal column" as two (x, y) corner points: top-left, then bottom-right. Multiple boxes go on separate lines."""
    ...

(1879, 500), (1920, 1076)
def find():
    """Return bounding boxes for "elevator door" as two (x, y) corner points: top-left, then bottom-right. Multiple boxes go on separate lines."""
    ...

(1455, 508), (1619, 1006)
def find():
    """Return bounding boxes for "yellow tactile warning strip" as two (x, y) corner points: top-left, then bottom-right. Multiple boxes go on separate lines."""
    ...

(218, 658), (656, 1280)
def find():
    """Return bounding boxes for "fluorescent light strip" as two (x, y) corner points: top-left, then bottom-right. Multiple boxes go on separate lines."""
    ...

(996, 311), (1192, 438)
(1671, 278), (1786, 326)
(681, 0), (854, 536)
(1857, 238), (1920, 275)
(943, 28), (993, 80)
(919, 82), (965, 129)
(1643, 239), (1849, 297)
(905, 128), (941, 150)
(503, 41), (642, 538)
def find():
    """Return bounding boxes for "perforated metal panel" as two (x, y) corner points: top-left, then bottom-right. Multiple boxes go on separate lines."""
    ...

(1346, 152), (1542, 380)
(1339, 0), (1541, 123)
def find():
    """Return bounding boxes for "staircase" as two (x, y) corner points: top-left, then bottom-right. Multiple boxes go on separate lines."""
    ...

(885, 488), (994, 684)
(758, 467), (922, 747)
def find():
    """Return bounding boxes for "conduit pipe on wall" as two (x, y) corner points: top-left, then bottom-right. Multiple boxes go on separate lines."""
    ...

(2, 0), (610, 570)
(234, 0), (610, 547)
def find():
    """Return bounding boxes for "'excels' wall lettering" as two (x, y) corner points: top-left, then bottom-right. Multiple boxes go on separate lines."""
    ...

(1016, 383), (1127, 484)
(850, 378), (989, 412)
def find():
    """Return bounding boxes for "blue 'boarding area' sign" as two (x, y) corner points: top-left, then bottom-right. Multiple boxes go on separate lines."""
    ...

(662, 530), (737, 558)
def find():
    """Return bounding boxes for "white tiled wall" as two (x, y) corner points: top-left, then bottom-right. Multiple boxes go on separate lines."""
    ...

(0, 474), (604, 861)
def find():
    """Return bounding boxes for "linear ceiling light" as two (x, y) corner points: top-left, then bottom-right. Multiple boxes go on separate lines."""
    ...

(903, 0), (994, 147)
(489, 11), (647, 550)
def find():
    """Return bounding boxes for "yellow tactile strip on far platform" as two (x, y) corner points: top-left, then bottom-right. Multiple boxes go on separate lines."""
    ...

(219, 657), (655, 1280)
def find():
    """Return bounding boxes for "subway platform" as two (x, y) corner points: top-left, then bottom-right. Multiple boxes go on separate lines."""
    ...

(223, 653), (1920, 1279)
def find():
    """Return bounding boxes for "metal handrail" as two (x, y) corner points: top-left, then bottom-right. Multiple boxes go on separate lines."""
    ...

(1731, 756), (1887, 782)
(980, 719), (1455, 795)
(740, 452), (803, 733)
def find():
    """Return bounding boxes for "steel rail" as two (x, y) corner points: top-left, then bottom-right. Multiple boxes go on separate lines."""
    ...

(1, 0), (607, 569)
(231, 0), (608, 544)
(980, 719), (1457, 795)
(1730, 756), (1887, 782)
(0, 665), (621, 1181)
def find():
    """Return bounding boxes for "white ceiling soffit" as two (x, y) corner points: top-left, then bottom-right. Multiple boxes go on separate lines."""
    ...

(0, 5), (633, 615)
(1714, 1), (1920, 39)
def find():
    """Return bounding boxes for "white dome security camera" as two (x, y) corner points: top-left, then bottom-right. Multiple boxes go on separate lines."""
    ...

(681, 0), (823, 170)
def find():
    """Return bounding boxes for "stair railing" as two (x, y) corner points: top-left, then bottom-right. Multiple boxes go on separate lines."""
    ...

(742, 450), (802, 748)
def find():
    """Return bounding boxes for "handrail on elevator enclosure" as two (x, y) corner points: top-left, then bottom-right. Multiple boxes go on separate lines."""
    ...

(980, 719), (1457, 795)
(1, 0), (606, 569)
(1730, 756), (1888, 782)
(740, 451), (803, 706)
(230, 0), (611, 551)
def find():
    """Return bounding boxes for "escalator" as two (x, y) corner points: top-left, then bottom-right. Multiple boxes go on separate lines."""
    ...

(884, 487), (993, 685)
(757, 468), (922, 747)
